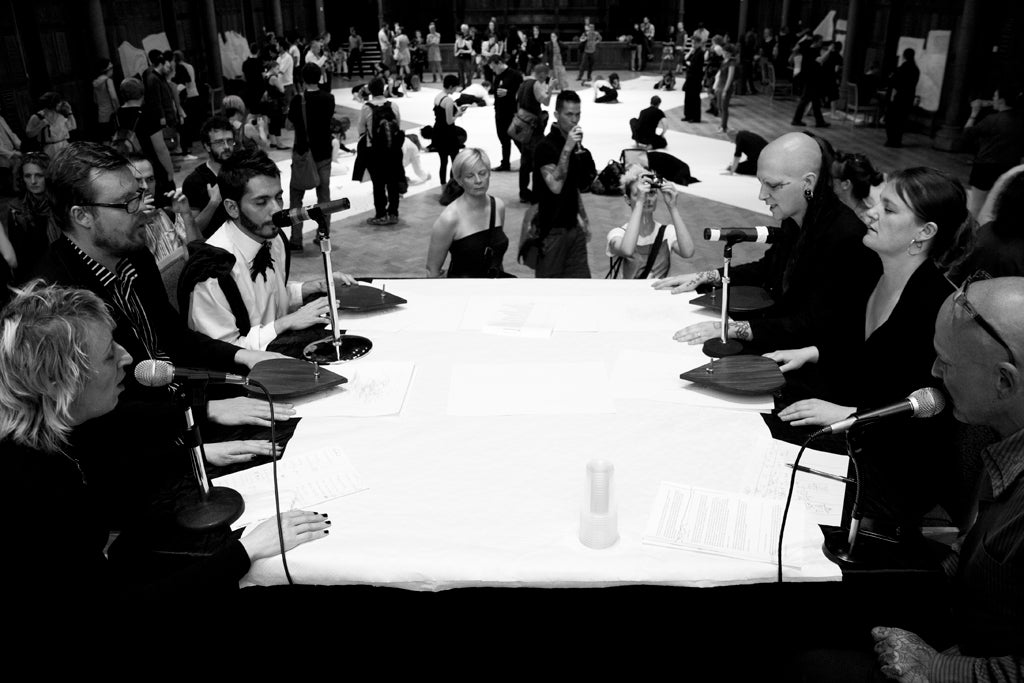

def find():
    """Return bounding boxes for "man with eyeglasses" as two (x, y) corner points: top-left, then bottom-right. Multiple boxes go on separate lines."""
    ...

(34, 142), (289, 488)
(183, 117), (237, 238)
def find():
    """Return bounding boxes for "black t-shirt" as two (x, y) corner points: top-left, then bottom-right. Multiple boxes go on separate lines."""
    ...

(183, 164), (227, 238)
(491, 68), (524, 116)
(288, 90), (336, 161)
(635, 106), (665, 141)
(114, 105), (162, 166)
(533, 126), (582, 232)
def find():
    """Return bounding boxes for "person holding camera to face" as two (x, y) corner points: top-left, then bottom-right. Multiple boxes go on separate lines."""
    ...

(26, 91), (77, 160)
(606, 164), (695, 279)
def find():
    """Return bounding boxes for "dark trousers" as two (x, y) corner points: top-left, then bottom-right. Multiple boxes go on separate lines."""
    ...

(369, 156), (401, 217)
(495, 111), (514, 166)
(886, 100), (912, 145)
(595, 86), (618, 103)
(348, 49), (364, 77)
(578, 52), (595, 81)
(683, 83), (702, 121)
(792, 87), (826, 126)
(536, 226), (591, 278)
(456, 55), (474, 88)
(718, 88), (734, 130)
(288, 158), (332, 244)
(515, 138), (536, 196)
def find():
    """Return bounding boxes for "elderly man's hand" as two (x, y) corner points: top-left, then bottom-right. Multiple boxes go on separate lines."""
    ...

(872, 626), (936, 683)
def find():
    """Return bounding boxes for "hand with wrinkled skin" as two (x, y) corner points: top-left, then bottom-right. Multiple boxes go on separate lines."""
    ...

(871, 626), (936, 682)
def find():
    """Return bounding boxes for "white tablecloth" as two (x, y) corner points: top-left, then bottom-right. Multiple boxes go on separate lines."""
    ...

(239, 279), (842, 590)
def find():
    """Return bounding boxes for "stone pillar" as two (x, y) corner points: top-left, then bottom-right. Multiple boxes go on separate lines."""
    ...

(315, 0), (326, 36)
(87, 0), (110, 60)
(270, 0), (284, 36)
(737, 0), (748, 40)
(840, 0), (862, 87)
(781, 0), (791, 30)
(202, 0), (223, 91)
(933, 0), (981, 151)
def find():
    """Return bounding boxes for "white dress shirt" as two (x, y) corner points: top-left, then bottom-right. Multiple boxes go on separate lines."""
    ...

(187, 219), (303, 350)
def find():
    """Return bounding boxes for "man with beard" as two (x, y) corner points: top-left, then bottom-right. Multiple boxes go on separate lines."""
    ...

(181, 148), (355, 352)
(183, 117), (237, 238)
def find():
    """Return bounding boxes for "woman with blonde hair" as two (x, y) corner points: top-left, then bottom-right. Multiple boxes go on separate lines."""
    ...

(426, 148), (509, 277)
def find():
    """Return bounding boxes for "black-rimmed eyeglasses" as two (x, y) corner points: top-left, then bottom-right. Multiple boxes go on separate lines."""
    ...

(79, 189), (146, 215)
(954, 270), (1016, 365)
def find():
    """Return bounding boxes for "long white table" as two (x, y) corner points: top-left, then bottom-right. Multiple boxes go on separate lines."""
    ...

(233, 279), (844, 590)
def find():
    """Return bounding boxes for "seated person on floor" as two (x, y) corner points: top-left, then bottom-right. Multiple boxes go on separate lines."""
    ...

(832, 150), (884, 224)
(455, 82), (489, 107)
(402, 132), (432, 186)
(653, 70), (676, 91)
(767, 167), (970, 539)
(181, 147), (355, 352)
(426, 147), (509, 278)
(2, 282), (330, 637)
(727, 130), (768, 176)
(657, 132), (872, 353)
(630, 95), (667, 149)
(606, 164), (694, 279)
(331, 115), (355, 156)
(127, 154), (202, 263)
(593, 73), (620, 103)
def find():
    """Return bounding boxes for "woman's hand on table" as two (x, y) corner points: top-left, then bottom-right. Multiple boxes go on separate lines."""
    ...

(241, 510), (331, 561)
(208, 397), (296, 427)
(205, 439), (275, 466)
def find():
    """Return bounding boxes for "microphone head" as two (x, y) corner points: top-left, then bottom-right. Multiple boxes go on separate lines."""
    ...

(134, 359), (174, 387)
(908, 387), (946, 418)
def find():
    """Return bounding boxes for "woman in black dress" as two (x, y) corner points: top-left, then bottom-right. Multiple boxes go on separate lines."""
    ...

(682, 37), (706, 123)
(431, 74), (469, 184)
(426, 148), (509, 277)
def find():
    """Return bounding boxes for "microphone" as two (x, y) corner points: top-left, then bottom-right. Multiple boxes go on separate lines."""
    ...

(134, 359), (247, 388)
(814, 387), (946, 437)
(271, 197), (351, 227)
(704, 226), (780, 244)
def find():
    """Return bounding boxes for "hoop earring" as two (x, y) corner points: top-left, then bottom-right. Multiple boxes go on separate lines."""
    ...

(803, 187), (813, 201)
(907, 238), (924, 256)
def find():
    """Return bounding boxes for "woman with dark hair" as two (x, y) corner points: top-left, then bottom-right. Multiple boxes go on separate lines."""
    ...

(832, 151), (885, 223)
(431, 75), (469, 185)
(768, 167), (967, 536)
(5, 151), (55, 280)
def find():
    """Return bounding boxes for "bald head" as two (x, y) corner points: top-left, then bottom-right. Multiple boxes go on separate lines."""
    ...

(934, 276), (1024, 434)
(760, 133), (822, 180)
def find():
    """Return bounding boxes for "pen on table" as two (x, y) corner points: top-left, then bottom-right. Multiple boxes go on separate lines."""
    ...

(784, 463), (854, 485)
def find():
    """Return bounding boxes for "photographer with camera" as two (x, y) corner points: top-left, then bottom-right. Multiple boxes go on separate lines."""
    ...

(25, 91), (77, 160)
(606, 165), (694, 279)
(524, 90), (596, 278)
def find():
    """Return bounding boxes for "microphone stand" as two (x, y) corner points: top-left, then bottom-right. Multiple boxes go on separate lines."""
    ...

(702, 238), (744, 359)
(304, 207), (345, 363)
(176, 381), (245, 530)
(821, 430), (866, 566)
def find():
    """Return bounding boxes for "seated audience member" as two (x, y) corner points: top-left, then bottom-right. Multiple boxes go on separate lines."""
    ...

(593, 74), (620, 103)
(2, 282), (330, 636)
(727, 130), (768, 176)
(653, 70), (677, 91)
(181, 148), (355, 351)
(657, 132), (871, 352)
(832, 151), (885, 224)
(426, 148), (509, 277)
(767, 167), (968, 535)
(5, 151), (55, 281)
(183, 117), (236, 238)
(127, 154), (201, 262)
(630, 96), (667, 149)
(33, 142), (284, 450)
(957, 170), (1024, 279)
(606, 164), (694, 279)
(402, 132), (431, 186)
(798, 276), (1024, 681)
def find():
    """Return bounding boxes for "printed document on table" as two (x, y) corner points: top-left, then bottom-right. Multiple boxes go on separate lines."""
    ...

(447, 362), (615, 415)
(643, 482), (806, 567)
(740, 436), (849, 526)
(611, 349), (774, 412)
(214, 447), (367, 530)
(459, 296), (555, 337)
(292, 361), (415, 417)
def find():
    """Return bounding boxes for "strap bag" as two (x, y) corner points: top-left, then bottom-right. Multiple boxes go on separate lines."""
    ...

(605, 224), (667, 279)
(290, 94), (320, 190)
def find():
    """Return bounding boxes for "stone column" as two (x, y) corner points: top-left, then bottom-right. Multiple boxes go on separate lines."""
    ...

(934, 0), (981, 151)
(781, 0), (791, 30)
(87, 0), (110, 60)
(270, 0), (284, 36)
(202, 0), (223, 91)
(315, 0), (326, 36)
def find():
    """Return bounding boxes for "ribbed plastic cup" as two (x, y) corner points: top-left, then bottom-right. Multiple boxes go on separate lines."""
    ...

(579, 459), (619, 549)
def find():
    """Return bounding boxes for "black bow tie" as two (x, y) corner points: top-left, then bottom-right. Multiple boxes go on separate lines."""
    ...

(250, 241), (276, 282)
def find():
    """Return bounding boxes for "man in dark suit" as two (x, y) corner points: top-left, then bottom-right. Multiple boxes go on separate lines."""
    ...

(489, 54), (524, 173)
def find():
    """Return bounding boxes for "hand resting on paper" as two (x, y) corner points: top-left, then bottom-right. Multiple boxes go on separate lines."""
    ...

(763, 346), (819, 373)
(204, 439), (275, 466)
(777, 399), (855, 428)
(240, 509), (331, 561)
(208, 397), (296, 428)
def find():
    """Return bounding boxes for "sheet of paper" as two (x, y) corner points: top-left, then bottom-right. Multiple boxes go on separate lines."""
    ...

(214, 447), (367, 530)
(447, 362), (615, 416)
(597, 295), (688, 332)
(292, 361), (415, 417)
(611, 349), (774, 411)
(459, 296), (555, 337)
(642, 482), (806, 567)
(740, 437), (849, 526)
(332, 296), (469, 333)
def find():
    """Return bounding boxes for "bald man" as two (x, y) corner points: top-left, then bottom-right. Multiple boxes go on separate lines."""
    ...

(805, 277), (1024, 681)
(655, 132), (872, 353)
